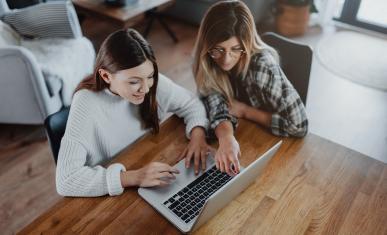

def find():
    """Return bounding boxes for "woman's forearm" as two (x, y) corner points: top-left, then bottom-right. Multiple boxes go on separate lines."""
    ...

(243, 105), (272, 128)
(120, 170), (139, 187)
(190, 126), (206, 139)
(215, 121), (234, 140)
(213, 120), (241, 175)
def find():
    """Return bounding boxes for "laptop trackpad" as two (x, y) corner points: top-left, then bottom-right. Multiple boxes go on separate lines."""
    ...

(147, 155), (215, 199)
(173, 154), (215, 187)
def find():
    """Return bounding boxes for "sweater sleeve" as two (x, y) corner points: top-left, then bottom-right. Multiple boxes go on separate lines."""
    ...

(156, 74), (209, 138)
(55, 90), (126, 197)
(56, 137), (126, 197)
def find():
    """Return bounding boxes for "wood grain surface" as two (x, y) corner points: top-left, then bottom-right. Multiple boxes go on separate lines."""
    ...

(19, 116), (387, 234)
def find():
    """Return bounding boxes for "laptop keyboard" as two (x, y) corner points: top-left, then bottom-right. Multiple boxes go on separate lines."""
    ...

(163, 165), (233, 223)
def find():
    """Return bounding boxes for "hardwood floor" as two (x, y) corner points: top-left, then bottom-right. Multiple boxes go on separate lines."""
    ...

(0, 16), (386, 234)
(0, 125), (59, 235)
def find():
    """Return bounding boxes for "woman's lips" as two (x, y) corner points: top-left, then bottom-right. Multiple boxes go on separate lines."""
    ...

(133, 94), (145, 99)
(221, 64), (233, 70)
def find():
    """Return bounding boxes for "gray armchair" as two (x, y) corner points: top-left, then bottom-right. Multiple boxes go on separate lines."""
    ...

(0, 0), (95, 124)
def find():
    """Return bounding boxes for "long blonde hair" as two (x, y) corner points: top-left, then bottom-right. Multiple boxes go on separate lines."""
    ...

(193, 0), (278, 102)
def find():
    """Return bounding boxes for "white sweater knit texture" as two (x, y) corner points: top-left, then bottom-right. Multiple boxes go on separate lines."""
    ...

(56, 74), (208, 197)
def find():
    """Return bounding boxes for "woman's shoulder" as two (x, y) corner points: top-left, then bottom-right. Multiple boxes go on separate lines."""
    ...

(156, 73), (193, 97)
(73, 89), (97, 102)
(63, 90), (99, 140)
(156, 73), (175, 91)
(246, 50), (286, 90)
(250, 49), (279, 71)
(71, 89), (119, 117)
(156, 73), (198, 113)
(248, 50), (285, 84)
(72, 89), (100, 108)
(73, 88), (117, 105)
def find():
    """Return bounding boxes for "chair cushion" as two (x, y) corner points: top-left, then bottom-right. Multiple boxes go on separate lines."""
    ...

(0, 20), (20, 47)
(1, 1), (79, 39)
(21, 37), (95, 106)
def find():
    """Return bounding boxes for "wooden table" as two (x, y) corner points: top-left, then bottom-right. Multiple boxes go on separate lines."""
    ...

(20, 116), (387, 234)
(72, 0), (175, 28)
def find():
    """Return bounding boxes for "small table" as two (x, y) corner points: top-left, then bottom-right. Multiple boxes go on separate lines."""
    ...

(72, 0), (177, 41)
(19, 116), (387, 234)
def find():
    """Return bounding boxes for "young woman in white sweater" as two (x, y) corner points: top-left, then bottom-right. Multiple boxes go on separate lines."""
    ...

(56, 29), (210, 197)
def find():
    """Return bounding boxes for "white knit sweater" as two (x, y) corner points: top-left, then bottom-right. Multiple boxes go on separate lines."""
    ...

(56, 74), (209, 197)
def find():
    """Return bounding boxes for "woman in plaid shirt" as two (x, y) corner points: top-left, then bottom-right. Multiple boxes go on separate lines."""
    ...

(192, 1), (308, 176)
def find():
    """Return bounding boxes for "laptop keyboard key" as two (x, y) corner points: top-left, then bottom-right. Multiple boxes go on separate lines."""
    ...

(168, 201), (179, 210)
(183, 215), (190, 220)
(163, 165), (234, 224)
(168, 198), (175, 203)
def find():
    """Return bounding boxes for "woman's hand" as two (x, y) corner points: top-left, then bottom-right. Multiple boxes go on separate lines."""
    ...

(121, 162), (179, 188)
(179, 127), (214, 175)
(229, 99), (248, 118)
(215, 134), (241, 176)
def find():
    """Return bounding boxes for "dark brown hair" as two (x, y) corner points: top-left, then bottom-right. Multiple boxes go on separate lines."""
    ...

(76, 29), (159, 133)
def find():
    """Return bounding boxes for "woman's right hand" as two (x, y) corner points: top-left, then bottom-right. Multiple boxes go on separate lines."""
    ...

(121, 162), (179, 188)
(215, 135), (241, 176)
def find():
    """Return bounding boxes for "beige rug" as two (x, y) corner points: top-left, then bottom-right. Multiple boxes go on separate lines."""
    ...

(317, 31), (387, 91)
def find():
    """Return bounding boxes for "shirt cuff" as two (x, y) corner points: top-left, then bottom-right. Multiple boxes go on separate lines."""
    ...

(185, 118), (209, 139)
(211, 116), (238, 131)
(106, 163), (126, 196)
(207, 117), (238, 140)
(271, 113), (288, 137)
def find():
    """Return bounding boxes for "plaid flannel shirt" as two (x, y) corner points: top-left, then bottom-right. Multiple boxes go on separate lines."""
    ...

(203, 50), (308, 137)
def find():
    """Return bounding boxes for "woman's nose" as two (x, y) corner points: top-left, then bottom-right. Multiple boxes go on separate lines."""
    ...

(222, 52), (233, 64)
(140, 82), (150, 93)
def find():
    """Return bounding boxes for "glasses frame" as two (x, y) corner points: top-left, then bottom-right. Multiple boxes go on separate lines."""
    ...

(207, 47), (246, 59)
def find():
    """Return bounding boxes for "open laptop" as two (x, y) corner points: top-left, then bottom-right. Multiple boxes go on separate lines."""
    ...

(138, 140), (282, 233)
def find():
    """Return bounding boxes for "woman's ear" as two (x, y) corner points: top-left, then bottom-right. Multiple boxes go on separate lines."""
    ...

(98, 69), (113, 84)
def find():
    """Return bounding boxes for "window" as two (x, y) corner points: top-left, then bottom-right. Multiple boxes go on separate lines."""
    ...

(334, 0), (387, 34)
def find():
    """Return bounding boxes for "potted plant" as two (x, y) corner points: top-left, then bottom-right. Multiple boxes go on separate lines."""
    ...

(275, 0), (318, 37)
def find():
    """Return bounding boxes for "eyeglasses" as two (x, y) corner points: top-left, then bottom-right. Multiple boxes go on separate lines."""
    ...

(208, 47), (245, 59)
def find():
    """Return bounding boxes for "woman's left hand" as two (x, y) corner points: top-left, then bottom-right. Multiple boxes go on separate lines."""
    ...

(229, 99), (248, 118)
(178, 127), (214, 175)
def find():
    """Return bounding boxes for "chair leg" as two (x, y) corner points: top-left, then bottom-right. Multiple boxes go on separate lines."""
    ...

(143, 14), (155, 39)
(143, 8), (178, 43)
(157, 16), (178, 43)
